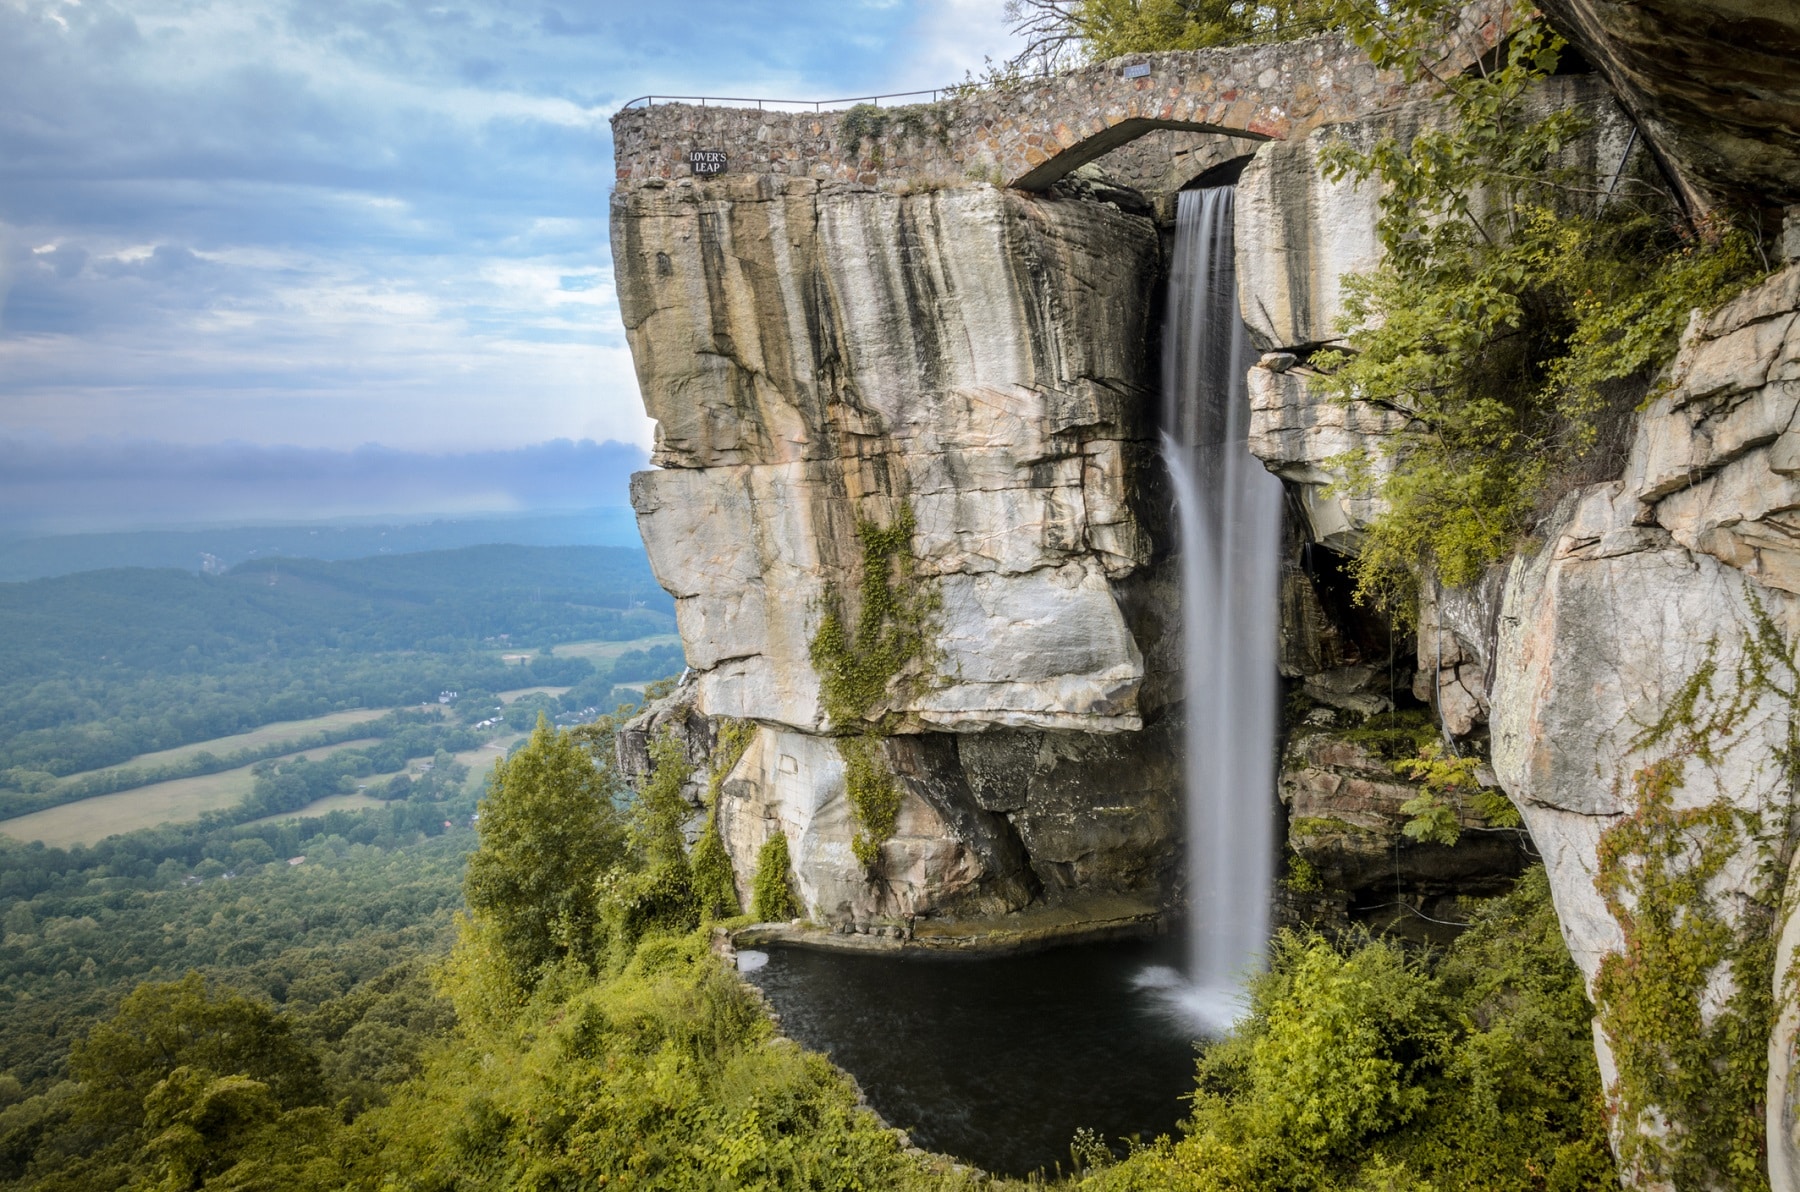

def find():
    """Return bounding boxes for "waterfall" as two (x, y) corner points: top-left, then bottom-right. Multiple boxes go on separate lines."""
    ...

(1157, 185), (1283, 1032)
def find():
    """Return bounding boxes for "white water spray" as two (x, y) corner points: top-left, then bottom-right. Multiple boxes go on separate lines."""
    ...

(1152, 185), (1283, 1034)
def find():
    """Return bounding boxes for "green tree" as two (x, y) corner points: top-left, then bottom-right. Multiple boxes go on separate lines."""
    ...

(69, 972), (324, 1138)
(463, 714), (629, 986)
(751, 833), (802, 922)
(1006, 0), (1331, 70)
(1310, 2), (1758, 610)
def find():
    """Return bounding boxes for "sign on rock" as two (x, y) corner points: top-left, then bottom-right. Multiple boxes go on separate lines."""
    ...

(688, 149), (727, 175)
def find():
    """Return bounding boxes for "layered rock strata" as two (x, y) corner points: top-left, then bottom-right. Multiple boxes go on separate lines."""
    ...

(613, 173), (1184, 928)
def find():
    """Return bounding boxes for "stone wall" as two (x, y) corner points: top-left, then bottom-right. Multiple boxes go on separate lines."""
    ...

(610, 9), (1506, 194)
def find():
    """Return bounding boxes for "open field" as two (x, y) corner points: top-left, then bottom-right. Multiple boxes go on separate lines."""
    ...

(535, 634), (682, 665)
(244, 791), (389, 825)
(3, 768), (263, 847)
(4, 736), (405, 848)
(496, 685), (572, 703)
(52, 708), (405, 789)
(452, 734), (528, 782)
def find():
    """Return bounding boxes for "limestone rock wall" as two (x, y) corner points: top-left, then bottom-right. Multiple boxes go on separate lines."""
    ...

(1255, 256), (1800, 1179)
(617, 176), (1166, 736)
(1225, 55), (1800, 1173)
(614, 172), (1184, 926)
(1537, 0), (1800, 210)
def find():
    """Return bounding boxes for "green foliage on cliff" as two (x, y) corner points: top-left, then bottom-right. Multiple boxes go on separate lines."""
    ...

(809, 506), (933, 867)
(1394, 741), (1518, 845)
(1006, 0), (1333, 69)
(1078, 866), (1615, 1191)
(1593, 759), (1774, 1189)
(810, 505), (928, 733)
(1313, 3), (1760, 609)
(842, 735), (904, 868)
(691, 721), (755, 922)
(1585, 610), (1799, 1188)
(751, 834), (802, 922)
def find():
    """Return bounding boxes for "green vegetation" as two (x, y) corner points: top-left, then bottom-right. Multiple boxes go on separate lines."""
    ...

(31, 709), (392, 805)
(462, 715), (629, 987)
(1393, 741), (1519, 845)
(809, 506), (928, 732)
(0, 796), (472, 1188)
(751, 833), (801, 922)
(1007, 0), (1330, 67)
(1311, 3), (1761, 611)
(0, 696), (1631, 1190)
(1077, 868), (1613, 1190)
(808, 506), (932, 866)
(691, 721), (755, 923)
(842, 734), (904, 867)
(1580, 608), (1800, 1187)
(0, 545), (673, 795)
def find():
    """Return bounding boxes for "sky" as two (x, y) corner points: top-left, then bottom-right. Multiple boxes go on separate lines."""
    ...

(0, 0), (1020, 530)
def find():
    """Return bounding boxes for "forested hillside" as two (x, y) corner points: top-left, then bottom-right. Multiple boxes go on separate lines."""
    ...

(0, 545), (676, 794)
(0, 508), (644, 582)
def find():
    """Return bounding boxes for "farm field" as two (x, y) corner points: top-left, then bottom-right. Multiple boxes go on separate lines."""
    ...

(3, 734), (393, 847)
(452, 733), (528, 781)
(244, 790), (390, 825)
(4, 767), (265, 847)
(48, 707), (404, 790)
(542, 634), (681, 664)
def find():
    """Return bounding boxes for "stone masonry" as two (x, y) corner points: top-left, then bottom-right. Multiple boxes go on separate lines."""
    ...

(610, 8), (1509, 195)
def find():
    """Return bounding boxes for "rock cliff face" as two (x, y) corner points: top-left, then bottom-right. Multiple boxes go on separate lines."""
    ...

(1236, 93), (1800, 1183)
(613, 174), (1184, 927)
(612, 15), (1800, 1178)
(1535, 0), (1800, 210)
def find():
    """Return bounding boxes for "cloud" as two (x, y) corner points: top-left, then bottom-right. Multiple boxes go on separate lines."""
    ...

(0, 436), (652, 535)
(0, 0), (991, 455)
(887, 0), (1025, 90)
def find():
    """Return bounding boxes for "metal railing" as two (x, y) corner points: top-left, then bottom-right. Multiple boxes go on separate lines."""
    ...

(617, 87), (955, 113)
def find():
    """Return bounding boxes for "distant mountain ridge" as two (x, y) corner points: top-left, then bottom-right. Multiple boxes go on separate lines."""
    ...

(0, 506), (645, 581)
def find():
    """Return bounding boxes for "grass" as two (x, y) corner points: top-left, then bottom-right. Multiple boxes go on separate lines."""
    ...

(546, 634), (681, 664)
(495, 685), (572, 703)
(451, 734), (529, 784)
(3, 768), (266, 847)
(49, 708), (404, 789)
(4, 736), (399, 847)
(242, 791), (390, 826)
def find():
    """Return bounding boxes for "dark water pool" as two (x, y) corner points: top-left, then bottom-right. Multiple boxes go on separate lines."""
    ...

(743, 935), (1202, 1177)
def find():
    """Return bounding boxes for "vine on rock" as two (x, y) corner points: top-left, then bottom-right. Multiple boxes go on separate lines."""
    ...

(1312, 2), (1760, 616)
(690, 719), (755, 922)
(1590, 604), (1800, 1188)
(807, 505), (932, 869)
(751, 833), (801, 922)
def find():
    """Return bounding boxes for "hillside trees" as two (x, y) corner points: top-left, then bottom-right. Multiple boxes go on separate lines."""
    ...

(462, 715), (629, 985)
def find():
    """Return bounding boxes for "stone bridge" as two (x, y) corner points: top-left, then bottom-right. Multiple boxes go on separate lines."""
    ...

(610, 8), (1507, 194)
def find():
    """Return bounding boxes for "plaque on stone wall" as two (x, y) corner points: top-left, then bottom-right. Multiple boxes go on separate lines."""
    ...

(687, 149), (728, 175)
(1122, 63), (1150, 79)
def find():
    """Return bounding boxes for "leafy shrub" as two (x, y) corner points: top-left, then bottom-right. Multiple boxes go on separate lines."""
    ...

(1081, 867), (1614, 1191)
(366, 931), (979, 1192)
(1314, 5), (1760, 611)
(462, 715), (628, 987)
(751, 834), (801, 922)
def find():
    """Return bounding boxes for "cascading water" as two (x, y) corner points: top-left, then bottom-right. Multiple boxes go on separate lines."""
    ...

(1145, 185), (1284, 1033)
